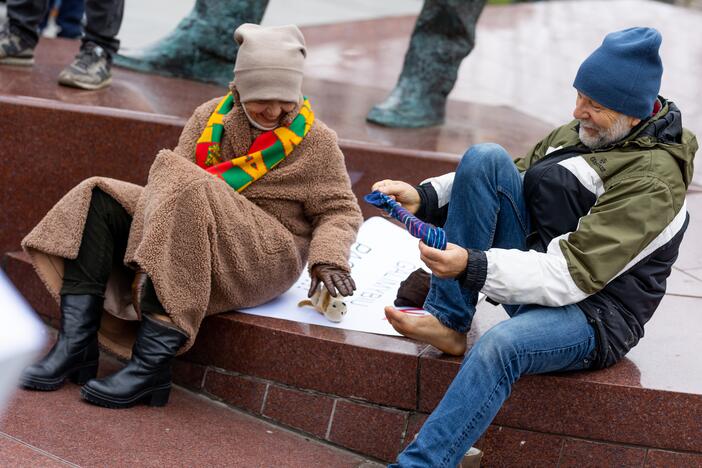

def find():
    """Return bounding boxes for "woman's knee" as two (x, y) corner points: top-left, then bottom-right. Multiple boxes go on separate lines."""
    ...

(457, 143), (513, 180)
(90, 187), (116, 211)
(89, 187), (129, 224)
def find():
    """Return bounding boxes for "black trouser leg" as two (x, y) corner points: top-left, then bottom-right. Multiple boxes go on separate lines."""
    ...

(83, 0), (124, 57)
(61, 188), (132, 297)
(6, 0), (50, 46)
(139, 276), (163, 314)
(61, 187), (163, 309)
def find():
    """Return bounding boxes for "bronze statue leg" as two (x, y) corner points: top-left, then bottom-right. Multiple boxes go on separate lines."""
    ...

(367, 0), (487, 128)
(113, 0), (269, 85)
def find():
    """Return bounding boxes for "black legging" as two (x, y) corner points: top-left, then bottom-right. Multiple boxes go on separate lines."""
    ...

(61, 188), (162, 313)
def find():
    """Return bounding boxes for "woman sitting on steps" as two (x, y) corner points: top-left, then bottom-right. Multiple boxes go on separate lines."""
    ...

(19, 23), (363, 409)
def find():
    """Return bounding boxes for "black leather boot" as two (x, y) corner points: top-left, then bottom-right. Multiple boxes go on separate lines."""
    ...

(80, 314), (187, 408)
(20, 294), (103, 390)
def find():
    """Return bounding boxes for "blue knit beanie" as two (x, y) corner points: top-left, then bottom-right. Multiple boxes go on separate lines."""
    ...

(573, 27), (663, 120)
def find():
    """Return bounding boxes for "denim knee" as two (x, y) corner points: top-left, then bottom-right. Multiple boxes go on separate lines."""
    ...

(470, 323), (521, 378)
(456, 143), (513, 183)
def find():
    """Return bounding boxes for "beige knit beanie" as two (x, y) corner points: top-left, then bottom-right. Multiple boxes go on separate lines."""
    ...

(233, 23), (307, 103)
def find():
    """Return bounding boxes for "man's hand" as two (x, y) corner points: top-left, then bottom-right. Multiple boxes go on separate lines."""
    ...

(309, 264), (356, 297)
(371, 179), (421, 214)
(419, 242), (469, 279)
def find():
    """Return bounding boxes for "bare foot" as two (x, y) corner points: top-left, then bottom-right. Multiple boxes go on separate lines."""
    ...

(385, 306), (467, 356)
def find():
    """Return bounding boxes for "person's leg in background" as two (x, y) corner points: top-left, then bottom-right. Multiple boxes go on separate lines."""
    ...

(57, 0), (123, 89)
(1, 0), (49, 65)
(55, 0), (85, 39)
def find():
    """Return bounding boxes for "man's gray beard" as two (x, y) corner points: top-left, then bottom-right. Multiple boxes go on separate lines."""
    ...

(578, 115), (632, 150)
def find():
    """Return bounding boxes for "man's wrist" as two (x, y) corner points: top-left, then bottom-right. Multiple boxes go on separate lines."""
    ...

(457, 249), (487, 291)
(455, 249), (470, 283)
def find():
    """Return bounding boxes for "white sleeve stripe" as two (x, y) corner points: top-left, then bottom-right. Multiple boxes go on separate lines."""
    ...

(557, 156), (605, 197)
(421, 172), (455, 208)
(483, 235), (587, 307)
(615, 199), (688, 277)
(482, 199), (688, 306)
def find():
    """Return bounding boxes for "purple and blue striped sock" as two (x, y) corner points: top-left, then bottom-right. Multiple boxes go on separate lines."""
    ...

(364, 191), (447, 250)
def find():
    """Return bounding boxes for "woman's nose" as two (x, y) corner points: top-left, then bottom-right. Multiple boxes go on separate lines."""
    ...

(264, 105), (281, 118)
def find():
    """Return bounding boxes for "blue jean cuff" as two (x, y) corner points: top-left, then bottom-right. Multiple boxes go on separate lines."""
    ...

(423, 302), (471, 334)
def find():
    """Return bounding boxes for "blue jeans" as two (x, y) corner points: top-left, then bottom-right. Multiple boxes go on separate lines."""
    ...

(392, 144), (596, 467)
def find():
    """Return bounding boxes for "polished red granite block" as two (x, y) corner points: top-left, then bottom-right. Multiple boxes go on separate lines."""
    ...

(496, 375), (702, 453)
(559, 439), (645, 468)
(401, 412), (429, 450)
(184, 313), (425, 410)
(417, 296), (702, 453)
(473, 426), (564, 467)
(202, 370), (267, 416)
(0, 38), (221, 118)
(645, 449), (702, 467)
(0, 96), (183, 254)
(0, 36), (552, 161)
(171, 359), (206, 391)
(1, 370), (367, 467)
(0, 434), (68, 467)
(328, 400), (407, 462)
(262, 385), (335, 439)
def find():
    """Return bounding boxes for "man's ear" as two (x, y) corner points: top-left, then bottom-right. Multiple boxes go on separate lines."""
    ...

(629, 117), (642, 128)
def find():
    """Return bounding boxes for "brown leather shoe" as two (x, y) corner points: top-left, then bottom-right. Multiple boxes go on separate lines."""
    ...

(131, 270), (148, 321)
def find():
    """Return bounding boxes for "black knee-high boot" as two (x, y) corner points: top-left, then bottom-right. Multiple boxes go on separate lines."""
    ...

(22, 188), (132, 391)
(20, 294), (102, 390)
(80, 314), (187, 408)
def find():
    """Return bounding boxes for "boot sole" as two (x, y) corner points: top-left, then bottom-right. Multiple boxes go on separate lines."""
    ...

(21, 360), (99, 391)
(80, 382), (171, 409)
(57, 76), (112, 91)
(0, 56), (35, 66)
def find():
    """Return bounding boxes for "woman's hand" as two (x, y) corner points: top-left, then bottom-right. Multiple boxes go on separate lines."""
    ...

(309, 264), (356, 297)
(419, 242), (469, 279)
(371, 179), (421, 215)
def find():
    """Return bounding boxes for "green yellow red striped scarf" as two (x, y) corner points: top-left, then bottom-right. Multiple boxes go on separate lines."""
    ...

(195, 93), (314, 192)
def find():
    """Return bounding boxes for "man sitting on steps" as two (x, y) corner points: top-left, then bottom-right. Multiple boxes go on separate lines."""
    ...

(369, 27), (697, 467)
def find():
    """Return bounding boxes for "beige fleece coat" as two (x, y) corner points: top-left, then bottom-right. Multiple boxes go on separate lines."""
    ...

(22, 92), (363, 357)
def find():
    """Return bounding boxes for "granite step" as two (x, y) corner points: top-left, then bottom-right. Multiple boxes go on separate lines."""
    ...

(5, 250), (702, 465)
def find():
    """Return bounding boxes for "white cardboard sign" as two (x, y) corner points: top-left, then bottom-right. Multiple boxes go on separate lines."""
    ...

(240, 216), (429, 336)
